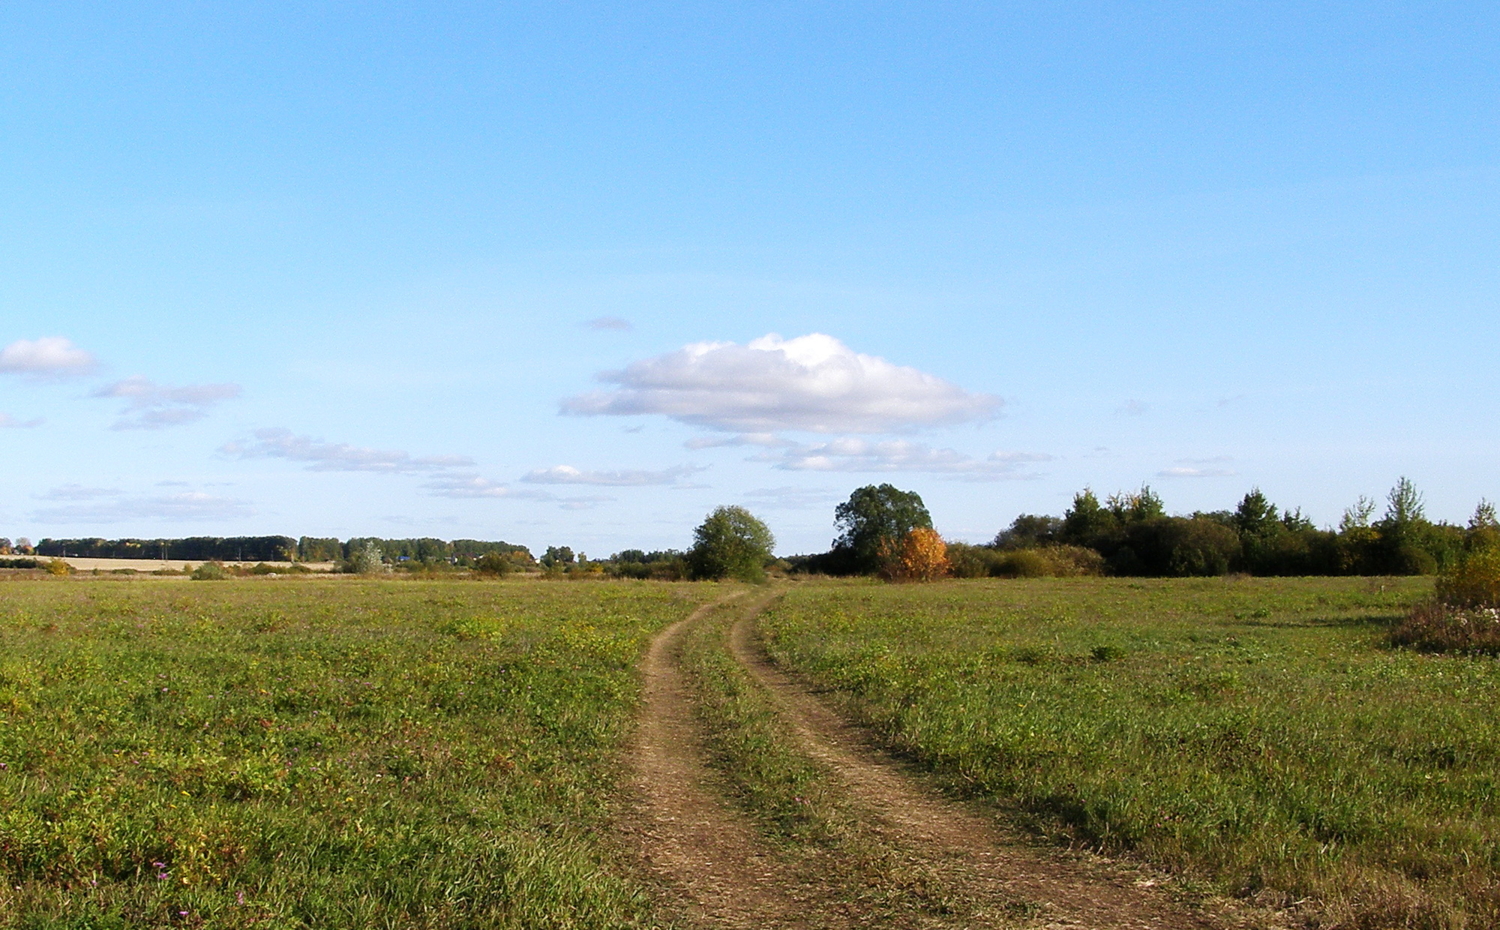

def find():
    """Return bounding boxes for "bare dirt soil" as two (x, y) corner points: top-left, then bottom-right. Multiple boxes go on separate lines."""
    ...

(623, 591), (1290, 929)
(619, 594), (823, 929)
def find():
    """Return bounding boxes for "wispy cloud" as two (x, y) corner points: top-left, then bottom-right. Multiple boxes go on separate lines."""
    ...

(0, 337), (98, 379)
(522, 463), (707, 487)
(94, 376), (241, 429)
(684, 432), (791, 450)
(1115, 399), (1149, 416)
(38, 484), (121, 501)
(421, 474), (555, 500)
(558, 495), (614, 511)
(422, 474), (615, 510)
(767, 439), (1050, 481)
(32, 491), (253, 524)
(1157, 457), (1236, 479)
(222, 428), (473, 473)
(0, 413), (43, 429)
(563, 333), (1000, 434)
(585, 316), (633, 331)
(742, 486), (843, 510)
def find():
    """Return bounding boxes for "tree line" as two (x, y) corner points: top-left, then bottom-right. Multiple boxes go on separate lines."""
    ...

(8, 476), (1492, 582)
(12, 536), (532, 566)
(786, 478), (1498, 580)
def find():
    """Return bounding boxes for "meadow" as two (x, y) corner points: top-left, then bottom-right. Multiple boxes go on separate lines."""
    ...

(0, 575), (713, 929)
(759, 576), (1500, 929)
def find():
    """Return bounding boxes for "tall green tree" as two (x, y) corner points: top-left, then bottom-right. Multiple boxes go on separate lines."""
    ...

(688, 506), (776, 582)
(832, 484), (932, 574)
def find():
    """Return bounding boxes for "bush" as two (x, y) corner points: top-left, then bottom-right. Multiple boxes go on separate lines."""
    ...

(946, 544), (1104, 579)
(996, 548), (1052, 578)
(344, 542), (389, 575)
(880, 528), (950, 582)
(191, 561), (228, 581)
(997, 545), (1105, 578)
(687, 506), (775, 582)
(1435, 547), (1500, 609)
(946, 543), (1007, 578)
(1390, 601), (1500, 656)
(46, 558), (73, 576)
(473, 552), (512, 577)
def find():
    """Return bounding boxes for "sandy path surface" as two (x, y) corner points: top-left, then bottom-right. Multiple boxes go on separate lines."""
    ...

(624, 591), (1282, 929)
(621, 593), (825, 929)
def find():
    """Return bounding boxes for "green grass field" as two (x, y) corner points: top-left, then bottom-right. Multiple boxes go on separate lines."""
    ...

(759, 576), (1500, 929)
(0, 576), (712, 929)
(5, 574), (1499, 929)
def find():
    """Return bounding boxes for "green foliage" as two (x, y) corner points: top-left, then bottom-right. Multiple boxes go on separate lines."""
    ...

(946, 544), (1103, 579)
(190, 561), (228, 581)
(831, 484), (932, 575)
(1233, 488), (1279, 536)
(540, 546), (575, 568)
(1435, 546), (1500, 610)
(760, 577), (1499, 929)
(343, 542), (387, 575)
(991, 513), (1061, 549)
(1106, 484), (1165, 523)
(0, 578), (707, 928)
(37, 536), (298, 562)
(296, 536), (344, 562)
(1060, 488), (1115, 544)
(687, 506), (775, 582)
(603, 550), (687, 581)
(472, 552), (512, 576)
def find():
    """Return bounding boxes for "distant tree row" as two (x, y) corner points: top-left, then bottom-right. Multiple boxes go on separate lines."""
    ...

(34, 536), (298, 562)
(21, 535), (534, 567)
(979, 477), (1493, 577)
(785, 478), (1497, 580)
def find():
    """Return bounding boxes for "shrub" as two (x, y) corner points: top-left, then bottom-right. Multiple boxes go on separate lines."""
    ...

(994, 545), (1105, 578)
(688, 506), (775, 582)
(473, 552), (512, 577)
(1435, 547), (1500, 609)
(996, 548), (1052, 578)
(1041, 544), (1106, 577)
(946, 543), (1007, 578)
(191, 561), (228, 581)
(1390, 601), (1500, 656)
(45, 558), (73, 576)
(344, 542), (389, 575)
(881, 528), (950, 582)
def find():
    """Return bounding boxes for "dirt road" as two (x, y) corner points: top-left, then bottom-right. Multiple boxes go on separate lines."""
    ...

(624, 592), (1279, 929)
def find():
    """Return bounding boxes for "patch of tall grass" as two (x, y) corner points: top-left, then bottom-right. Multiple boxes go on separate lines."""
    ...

(759, 577), (1500, 928)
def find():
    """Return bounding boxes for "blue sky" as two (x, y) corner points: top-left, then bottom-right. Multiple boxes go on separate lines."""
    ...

(2, 2), (1497, 555)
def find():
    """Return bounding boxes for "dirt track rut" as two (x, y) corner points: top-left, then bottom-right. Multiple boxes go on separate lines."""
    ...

(625, 591), (1272, 929)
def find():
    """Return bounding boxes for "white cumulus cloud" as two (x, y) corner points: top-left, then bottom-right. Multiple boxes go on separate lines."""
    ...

(222, 428), (473, 473)
(522, 464), (706, 487)
(562, 333), (1000, 434)
(0, 337), (98, 378)
(769, 440), (1051, 481)
(94, 376), (242, 430)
